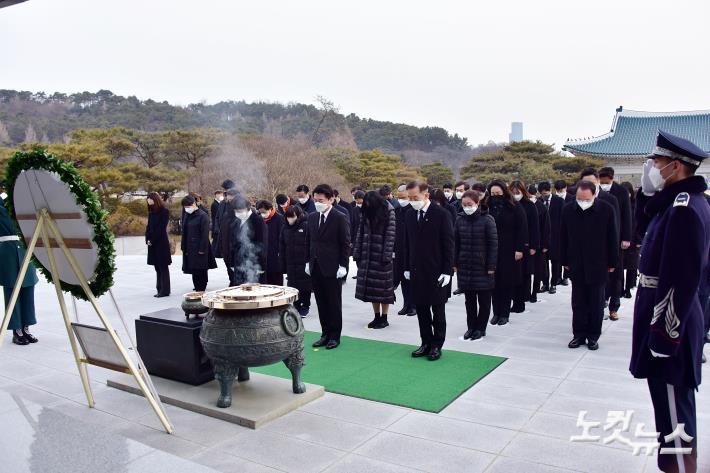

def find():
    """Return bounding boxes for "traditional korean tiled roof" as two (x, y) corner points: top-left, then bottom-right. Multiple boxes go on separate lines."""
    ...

(563, 108), (710, 157)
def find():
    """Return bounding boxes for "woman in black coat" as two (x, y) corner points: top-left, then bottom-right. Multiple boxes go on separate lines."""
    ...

(256, 200), (284, 286)
(509, 181), (539, 312)
(353, 191), (396, 329)
(454, 191), (498, 340)
(484, 180), (528, 326)
(146, 192), (172, 297)
(279, 206), (312, 317)
(431, 188), (458, 225)
(180, 195), (217, 292)
(230, 197), (268, 286)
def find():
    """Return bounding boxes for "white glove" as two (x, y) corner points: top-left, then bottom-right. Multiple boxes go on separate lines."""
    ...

(336, 265), (347, 278)
(403, 271), (410, 280)
(641, 159), (657, 196)
(437, 274), (451, 287)
(650, 349), (670, 358)
(304, 263), (310, 276)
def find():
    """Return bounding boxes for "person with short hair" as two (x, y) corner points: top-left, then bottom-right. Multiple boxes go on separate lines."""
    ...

(554, 179), (574, 203)
(146, 192), (172, 298)
(280, 206), (312, 317)
(560, 180), (619, 351)
(256, 199), (284, 286)
(442, 183), (455, 205)
(218, 188), (240, 285)
(211, 190), (224, 231)
(402, 181), (454, 361)
(538, 180), (566, 294)
(181, 195), (217, 291)
(454, 190), (498, 340)
(306, 184), (351, 350)
(295, 184), (316, 214)
(394, 184), (415, 316)
(350, 190), (365, 250)
(230, 197), (267, 285)
(275, 193), (292, 216)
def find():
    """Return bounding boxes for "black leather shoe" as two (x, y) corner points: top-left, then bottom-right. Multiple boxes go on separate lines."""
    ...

(373, 315), (389, 329)
(12, 332), (29, 345)
(428, 347), (442, 361)
(470, 330), (483, 341)
(623, 290), (632, 299)
(568, 337), (585, 348)
(587, 340), (599, 350)
(397, 307), (409, 315)
(529, 296), (538, 303)
(463, 329), (473, 340)
(22, 328), (38, 343)
(411, 345), (430, 358)
(406, 309), (417, 317)
(510, 305), (525, 313)
(312, 337), (328, 348)
(326, 340), (340, 350)
(367, 314), (380, 328)
(453, 288), (463, 296)
(559, 279), (569, 286)
(490, 316), (500, 325)
(498, 317), (509, 326)
(540, 286), (549, 293)
(548, 286), (557, 294)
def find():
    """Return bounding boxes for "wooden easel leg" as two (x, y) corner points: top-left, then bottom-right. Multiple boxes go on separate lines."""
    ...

(38, 213), (95, 408)
(42, 211), (173, 433)
(0, 216), (43, 351)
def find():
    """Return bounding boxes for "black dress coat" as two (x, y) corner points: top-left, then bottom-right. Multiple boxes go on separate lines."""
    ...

(181, 208), (217, 274)
(402, 202), (455, 306)
(295, 197), (317, 215)
(263, 212), (283, 274)
(393, 204), (412, 288)
(353, 205), (396, 304)
(534, 198), (551, 252)
(487, 197), (528, 288)
(608, 181), (632, 243)
(560, 199), (619, 285)
(350, 205), (362, 252)
(279, 215), (312, 292)
(146, 207), (172, 267)
(218, 205), (236, 266)
(210, 200), (220, 230)
(230, 210), (268, 285)
(546, 194), (566, 259)
(305, 208), (351, 277)
(519, 198), (540, 275)
(454, 208), (498, 291)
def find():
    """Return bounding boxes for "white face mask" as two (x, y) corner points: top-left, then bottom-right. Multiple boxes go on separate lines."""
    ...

(410, 200), (425, 211)
(455, 191), (464, 200)
(314, 201), (329, 213)
(184, 206), (196, 214)
(648, 162), (675, 191)
(530, 196), (537, 203)
(600, 183), (612, 192)
(216, 196), (224, 202)
(513, 193), (523, 202)
(398, 199), (410, 207)
(287, 217), (297, 225)
(0, 192), (7, 200)
(297, 197), (308, 205)
(260, 212), (269, 219)
(557, 191), (567, 200)
(355, 203), (362, 208)
(444, 191), (453, 199)
(463, 205), (477, 215)
(235, 210), (249, 221)
(577, 199), (593, 211)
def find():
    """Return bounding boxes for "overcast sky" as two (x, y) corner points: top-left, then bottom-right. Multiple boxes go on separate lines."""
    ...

(1, 0), (709, 147)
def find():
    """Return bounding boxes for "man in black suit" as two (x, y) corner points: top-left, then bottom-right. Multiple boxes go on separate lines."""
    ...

(554, 179), (574, 286)
(530, 184), (550, 300)
(394, 184), (415, 316)
(210, 190), (223, 234)
(579, 168), (622, 321)
(305, 184), (351, 350)
(402, 181), (454, 361)
(453, 181), (470, 213)
(599, 166), (632, 321)
(295, 184), (317, 215)
(539, 181), (566, 294)
(560, 180), (619, 350)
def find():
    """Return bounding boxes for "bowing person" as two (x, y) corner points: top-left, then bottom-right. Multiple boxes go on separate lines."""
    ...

(230, 197), (267, 285)
(402, 181), (454, 361)
(181, 195), (217, 292)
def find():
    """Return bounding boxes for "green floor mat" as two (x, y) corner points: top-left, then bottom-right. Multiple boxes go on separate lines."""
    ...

(251, 331), (506, 412)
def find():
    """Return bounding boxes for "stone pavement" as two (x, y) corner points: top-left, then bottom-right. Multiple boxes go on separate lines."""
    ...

(0, 255), (707, 473)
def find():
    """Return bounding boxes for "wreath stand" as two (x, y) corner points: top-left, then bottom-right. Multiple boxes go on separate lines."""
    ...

(0, 158), (173, 434)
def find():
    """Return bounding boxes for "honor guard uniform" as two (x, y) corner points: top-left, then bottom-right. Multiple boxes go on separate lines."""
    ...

(0, 182), (39, 345)
(630, 131), (710, 473)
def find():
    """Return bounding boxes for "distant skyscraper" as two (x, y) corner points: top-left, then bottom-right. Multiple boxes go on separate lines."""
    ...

(509, 122), (523, 143)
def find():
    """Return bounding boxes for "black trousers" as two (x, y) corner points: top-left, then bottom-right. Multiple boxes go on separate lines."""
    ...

(311, 261), (343, 341)
(647, 377), (697, 473)
(550, 256), (562, 286)
(512, 274), (532, 310)
(464, 290), (491, 332)
(570, 280), (605, 341)
(400, 277), (414, 311)
(533, 252), (549, 291)
(266, 272), (284, 286)
(154, 265), (171, 296)
(416, 303), (446, 348)
(288, 280), (311, 310)
(492, 286), (513, 320)
(192, 270), (208, 292)
(606, 267), (623, 312)
(623, 247), (639, 291)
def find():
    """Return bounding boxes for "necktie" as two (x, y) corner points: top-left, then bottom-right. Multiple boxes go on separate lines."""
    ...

(418, 210), (424, 223)
(320, 213), (325, 228)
